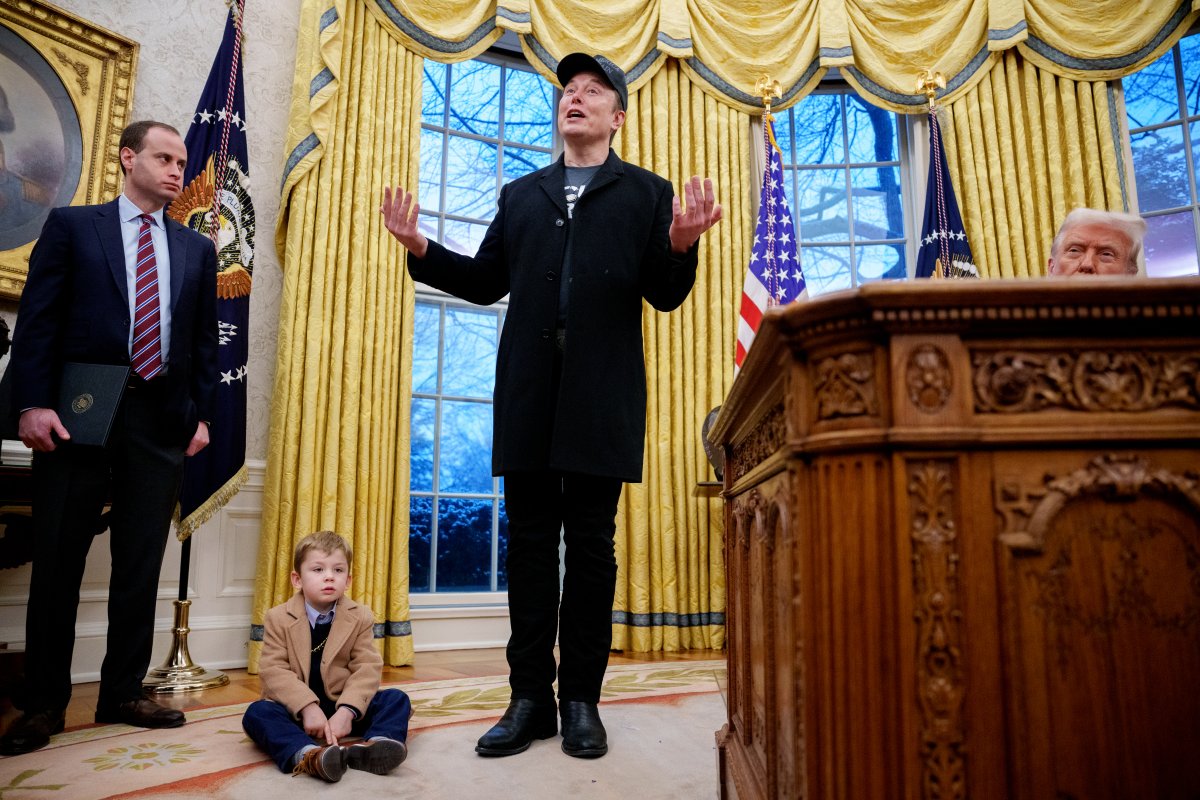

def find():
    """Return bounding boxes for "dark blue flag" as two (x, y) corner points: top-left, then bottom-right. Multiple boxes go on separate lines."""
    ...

(168, 0), (253, 538)
(915, 109), (977, 279)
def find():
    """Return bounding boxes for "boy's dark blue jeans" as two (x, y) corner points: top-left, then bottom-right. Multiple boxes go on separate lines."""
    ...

(243, 688), (412, 772)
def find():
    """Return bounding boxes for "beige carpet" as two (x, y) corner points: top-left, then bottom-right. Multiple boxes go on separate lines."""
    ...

(0, 660), (727, 800)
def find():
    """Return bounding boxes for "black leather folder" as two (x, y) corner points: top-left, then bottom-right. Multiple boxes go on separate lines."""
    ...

(55, 363), (130, 447)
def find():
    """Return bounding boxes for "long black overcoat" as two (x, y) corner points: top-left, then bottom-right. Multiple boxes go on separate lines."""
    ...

(408, 150), (698, 482)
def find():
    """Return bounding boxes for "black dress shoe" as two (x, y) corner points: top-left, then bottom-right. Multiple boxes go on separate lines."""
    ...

(0, 708), (66, 755)
(475, 698), (557, 756)
(560, 700), (607, 758)
(95, 698), (185, 729)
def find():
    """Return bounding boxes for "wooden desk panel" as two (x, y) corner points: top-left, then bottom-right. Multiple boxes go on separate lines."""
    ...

(710, 278), (1200, 800)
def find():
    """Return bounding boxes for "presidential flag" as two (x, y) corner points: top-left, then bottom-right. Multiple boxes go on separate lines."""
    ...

(168, 0), (254, 539)
(736, 118), (805, 371)
(915, 108), (977, 279)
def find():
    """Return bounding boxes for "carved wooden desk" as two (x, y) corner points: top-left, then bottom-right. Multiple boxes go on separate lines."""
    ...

(708, 278), (1200, 800)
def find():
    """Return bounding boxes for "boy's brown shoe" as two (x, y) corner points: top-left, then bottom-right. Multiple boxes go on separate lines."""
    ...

(291, 745), (347, 782)
(346, 737), (408, 774)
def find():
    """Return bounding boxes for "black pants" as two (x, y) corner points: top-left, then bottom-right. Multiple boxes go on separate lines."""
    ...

(503, 471), (623, 706)
(23, 386), (185, 712)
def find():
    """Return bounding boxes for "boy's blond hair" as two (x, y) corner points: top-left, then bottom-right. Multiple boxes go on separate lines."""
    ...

(292, 531), (353, 573)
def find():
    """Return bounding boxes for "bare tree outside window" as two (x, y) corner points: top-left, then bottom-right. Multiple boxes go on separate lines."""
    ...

(776, 88), (910, 294)
(410, 53), (554, 594)
(1123, 31), (1200, 277)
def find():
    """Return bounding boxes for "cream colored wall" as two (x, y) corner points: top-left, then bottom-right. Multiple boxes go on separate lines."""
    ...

(0, 0), (300, 678)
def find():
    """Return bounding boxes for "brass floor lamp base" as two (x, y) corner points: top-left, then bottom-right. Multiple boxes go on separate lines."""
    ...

(142, 599), (230, 694)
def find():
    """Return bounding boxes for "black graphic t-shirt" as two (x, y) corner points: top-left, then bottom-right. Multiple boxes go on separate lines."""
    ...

(559, 165), (601, 326)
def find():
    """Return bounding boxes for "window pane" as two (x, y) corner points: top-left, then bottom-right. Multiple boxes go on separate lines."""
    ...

(856, 243), (906, 283)
(846, 95), (898, 163)
(443, 218), (490, 256)
(1184, 34), (1200, 116)
(1192, 120), (1200, 203)
(799, 245), (853, 295)
(792, 94), (844, 164)
(1124, 49), (1179, 129)
(850, 166), (904, 240)
(412, 302), (439, 394)
(422, 62), (447, 126)
(439, 400), (493, 493)
(418, 128), (444, 213)
(410, 397), (436, 491)
(409, 496), (433, 593)
(1144, 211), (1200, 277)
(436, 498), (493, 591)
(504, 146), (552, 185)
(497, 499), (508, 590)
(504, 68), (553, 147)
(445, 135), (498, 219)
(1131, 126), (1190, 211)
(416, 212), (439, 243)
(773, 114), (794, 165)
(442, 307), (497, 398)
(449, 60), (501, 138)
(796, 168), (849, 241)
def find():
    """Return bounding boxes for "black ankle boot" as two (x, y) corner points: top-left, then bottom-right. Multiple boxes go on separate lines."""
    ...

(475, 698), (557, 756)
(560, 700), (607, 758)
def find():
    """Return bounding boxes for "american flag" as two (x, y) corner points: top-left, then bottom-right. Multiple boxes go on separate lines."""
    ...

(915, 109), (977, 279)
(736, 118), (805, 371)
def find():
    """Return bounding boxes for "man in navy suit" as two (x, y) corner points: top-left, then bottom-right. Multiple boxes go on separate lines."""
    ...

(0, 120), (218, 755)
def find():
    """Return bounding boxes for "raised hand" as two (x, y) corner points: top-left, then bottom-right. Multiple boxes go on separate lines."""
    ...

(669, 176), (723, 253)
(380, 186), (429, 258)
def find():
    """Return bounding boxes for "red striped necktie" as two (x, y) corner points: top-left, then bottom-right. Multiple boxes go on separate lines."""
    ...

(131, 213), (164, 380)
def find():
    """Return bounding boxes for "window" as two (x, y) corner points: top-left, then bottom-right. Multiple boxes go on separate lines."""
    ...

(411, 54), (555, 594)
(773, 88), (912, 295)
(409, 299), (508, 593)
(1123, 30), (1200, 277)
(419, 54), (556, 255)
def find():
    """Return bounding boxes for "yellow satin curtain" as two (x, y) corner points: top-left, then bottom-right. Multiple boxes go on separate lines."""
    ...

(939, 49), (1127, 278)
(250, 0), (421, 670)
(610, 61), (747, 652)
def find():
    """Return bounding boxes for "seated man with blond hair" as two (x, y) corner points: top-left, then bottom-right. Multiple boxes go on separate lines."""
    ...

(1047, 208), (1147, 276)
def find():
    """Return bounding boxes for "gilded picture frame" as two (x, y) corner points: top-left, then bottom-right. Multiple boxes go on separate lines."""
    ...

(0, 0), (137, 300)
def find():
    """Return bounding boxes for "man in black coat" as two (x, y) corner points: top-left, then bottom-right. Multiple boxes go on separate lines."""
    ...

(0, 121), (218, 755)
(382, 53), (721, 759)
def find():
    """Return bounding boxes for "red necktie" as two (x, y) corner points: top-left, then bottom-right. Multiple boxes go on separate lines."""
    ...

(131, 214), (164, 379)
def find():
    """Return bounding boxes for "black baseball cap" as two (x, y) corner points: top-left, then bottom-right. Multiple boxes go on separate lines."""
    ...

(556, 53), (628, 110)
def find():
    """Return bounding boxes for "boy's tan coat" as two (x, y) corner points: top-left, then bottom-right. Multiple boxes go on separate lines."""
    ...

(258, 592), (382, 717)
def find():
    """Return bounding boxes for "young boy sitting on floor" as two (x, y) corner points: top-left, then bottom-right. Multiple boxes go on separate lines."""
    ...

(243, 531), (412, 782)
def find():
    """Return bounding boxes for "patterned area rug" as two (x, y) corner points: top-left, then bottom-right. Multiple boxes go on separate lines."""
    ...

(0, 660), (726, 799)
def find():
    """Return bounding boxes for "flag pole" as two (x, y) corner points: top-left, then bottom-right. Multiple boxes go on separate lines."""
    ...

(916, 69), (947, 279)
(143, 0), (250, 694)
(143, 537), (230, 692)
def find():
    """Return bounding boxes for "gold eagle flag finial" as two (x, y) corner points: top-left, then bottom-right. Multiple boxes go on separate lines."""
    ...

(755, 74), (782, 120)
(916, 69), (946, 112)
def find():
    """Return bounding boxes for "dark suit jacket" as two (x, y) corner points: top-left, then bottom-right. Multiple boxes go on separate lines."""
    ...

(408, 150), (698, 482)
(10, 198), (218, 445)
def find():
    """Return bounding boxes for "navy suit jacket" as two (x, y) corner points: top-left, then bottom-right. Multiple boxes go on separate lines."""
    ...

(11, 198), (219, 445)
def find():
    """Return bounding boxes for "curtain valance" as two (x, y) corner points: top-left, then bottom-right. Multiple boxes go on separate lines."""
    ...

(355, 0), (1199, 113)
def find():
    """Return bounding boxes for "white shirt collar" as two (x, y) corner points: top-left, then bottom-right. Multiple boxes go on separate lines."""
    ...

(118, 193), (166, 227)
(304, 598), (337, 627)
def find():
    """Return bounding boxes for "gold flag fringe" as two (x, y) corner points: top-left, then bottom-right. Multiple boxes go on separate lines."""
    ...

(173, 464), (249, 541)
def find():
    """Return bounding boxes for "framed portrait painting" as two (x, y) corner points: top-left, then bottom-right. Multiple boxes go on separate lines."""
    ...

(0, 0), (137, 300)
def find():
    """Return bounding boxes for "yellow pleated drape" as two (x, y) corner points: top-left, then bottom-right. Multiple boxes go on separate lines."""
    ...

(609, 61), (749, 652)
(938, 49), (1126, 278)
(250, 0), (422, 670)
